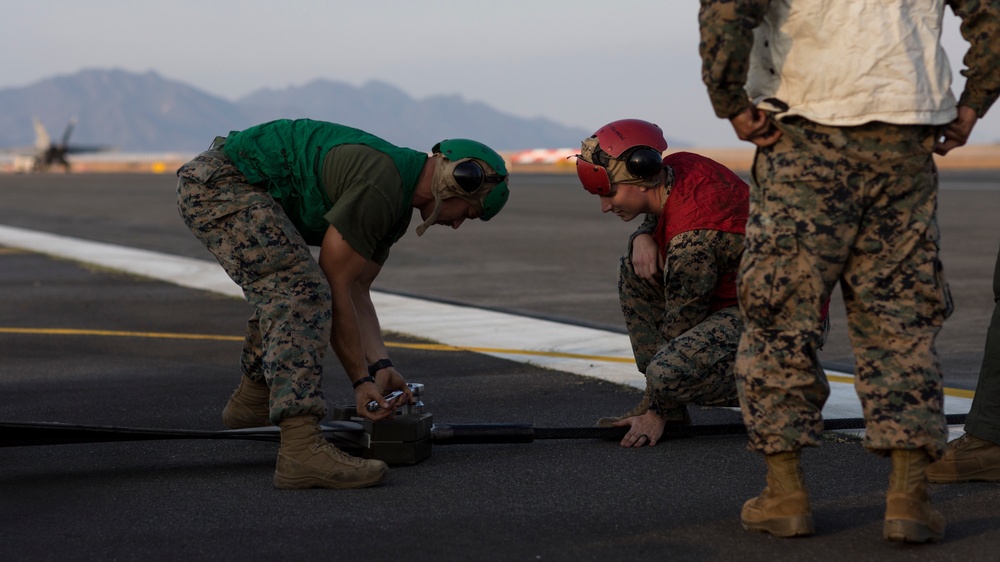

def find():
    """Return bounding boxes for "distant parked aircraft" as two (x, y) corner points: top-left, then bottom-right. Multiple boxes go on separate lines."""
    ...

(3, 117), (113, 173)
(508, 147), (579, 166)
(506, 147), (579, 172)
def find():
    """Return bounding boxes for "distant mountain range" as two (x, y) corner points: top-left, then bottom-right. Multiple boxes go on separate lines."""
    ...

(0, 68), (621, 153)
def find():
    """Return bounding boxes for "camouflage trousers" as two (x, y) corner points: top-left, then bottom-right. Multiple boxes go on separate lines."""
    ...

(176, 149), (331, 423)
(965, 240), (1000, 444)
(619, 255), (742, 421)
(739, 118), (951, 457)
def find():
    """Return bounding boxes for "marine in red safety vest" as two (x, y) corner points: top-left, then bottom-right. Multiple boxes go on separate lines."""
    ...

(575, 118), (750, 448)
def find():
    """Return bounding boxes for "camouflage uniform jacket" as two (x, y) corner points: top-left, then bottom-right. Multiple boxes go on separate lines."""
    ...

(698, 0), (1000, 121)
(630, 153), (748, 341)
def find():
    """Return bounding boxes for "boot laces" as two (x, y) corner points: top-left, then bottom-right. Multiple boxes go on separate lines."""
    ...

(312, 439), (368, 467)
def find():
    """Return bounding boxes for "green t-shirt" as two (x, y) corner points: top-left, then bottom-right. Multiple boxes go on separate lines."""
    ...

(220, 119), (426, 256)
(322, 144), (414, 265)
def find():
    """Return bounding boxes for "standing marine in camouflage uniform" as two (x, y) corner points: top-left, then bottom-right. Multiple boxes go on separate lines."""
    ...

(699, 0), (1000, 543)
(928, 239), (1000, 482)
(176, 118), (509, 490)
(575, 119), (749, 448)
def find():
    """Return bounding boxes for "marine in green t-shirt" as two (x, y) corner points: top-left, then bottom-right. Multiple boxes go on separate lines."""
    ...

(177, 119), (509, 490)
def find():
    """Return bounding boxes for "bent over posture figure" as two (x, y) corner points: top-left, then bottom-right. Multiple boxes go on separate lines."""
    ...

(576, 119), (749, 448)
(177, 118), (509, 489)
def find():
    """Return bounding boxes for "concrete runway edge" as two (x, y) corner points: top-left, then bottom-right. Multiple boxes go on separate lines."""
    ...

(0, 223), (974, 430)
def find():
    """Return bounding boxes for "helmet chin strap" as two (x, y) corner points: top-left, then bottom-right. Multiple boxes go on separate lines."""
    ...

(415, 155), (496, 236)
(415, 156), (448, 236)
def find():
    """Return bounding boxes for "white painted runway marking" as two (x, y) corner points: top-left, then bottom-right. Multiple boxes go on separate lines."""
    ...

(0, 223), (973, 427)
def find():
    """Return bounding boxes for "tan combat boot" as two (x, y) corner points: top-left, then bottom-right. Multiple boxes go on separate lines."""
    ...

(222, 376), (271, 429)
(741, 451), (814, 537)
(883, 449), (945, 543)
(273, 415), (389, 490)
(926, 433), (1000, 483)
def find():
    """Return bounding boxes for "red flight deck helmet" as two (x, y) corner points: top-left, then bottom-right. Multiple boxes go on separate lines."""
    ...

(576, 119), (669, 196)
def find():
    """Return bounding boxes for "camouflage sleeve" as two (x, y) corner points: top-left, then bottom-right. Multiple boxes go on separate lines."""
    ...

(698, 0), (772, 119)
(948, 0), (1000, 117)
(660, 230), (742, 340)
(627, 213), (658, 253)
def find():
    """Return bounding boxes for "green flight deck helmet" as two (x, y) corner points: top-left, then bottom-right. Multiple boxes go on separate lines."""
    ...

(434, 139), (509, 218)
(415, 138), (510, 236)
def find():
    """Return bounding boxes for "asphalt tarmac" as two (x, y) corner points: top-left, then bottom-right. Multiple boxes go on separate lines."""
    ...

(1, 170), (999, 561)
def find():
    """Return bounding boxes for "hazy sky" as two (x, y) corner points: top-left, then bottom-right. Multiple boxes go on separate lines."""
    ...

(3, 0), (997, 148)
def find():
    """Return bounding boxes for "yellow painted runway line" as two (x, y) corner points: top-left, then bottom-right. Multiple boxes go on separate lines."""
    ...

(0, 326), (975, 399)
(0, 327), (633, 362)
(0, 327), (243, 342)
(386, 340), (635, 363)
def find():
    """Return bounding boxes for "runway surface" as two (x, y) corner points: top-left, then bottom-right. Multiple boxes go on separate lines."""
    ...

(1, 170), (998, 561)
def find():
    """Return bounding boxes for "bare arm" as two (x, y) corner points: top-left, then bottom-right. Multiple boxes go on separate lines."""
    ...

(351, 257), (412, 400)
(318, 226), (408, 419)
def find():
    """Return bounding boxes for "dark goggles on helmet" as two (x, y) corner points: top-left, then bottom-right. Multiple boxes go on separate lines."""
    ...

(454, 160), (507, 194)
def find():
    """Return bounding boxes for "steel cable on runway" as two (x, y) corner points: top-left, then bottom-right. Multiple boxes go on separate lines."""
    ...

(429, 413), (969, 444)
(527, 413), (969, 441)
(2, 414), (969, 447)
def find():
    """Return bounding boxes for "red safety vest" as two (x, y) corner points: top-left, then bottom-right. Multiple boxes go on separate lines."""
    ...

(653, 152), (749, 311)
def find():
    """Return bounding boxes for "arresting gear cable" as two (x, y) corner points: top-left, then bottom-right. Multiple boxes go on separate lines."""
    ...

(0, 382), (969, 465)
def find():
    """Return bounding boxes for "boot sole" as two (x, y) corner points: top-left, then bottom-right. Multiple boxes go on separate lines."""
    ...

(883, 519), (944, 543)
(927, 469), (1000, 483)
(273, 468), (388, 490)
(742, 515), (814, 538)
